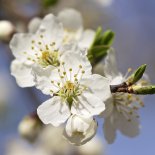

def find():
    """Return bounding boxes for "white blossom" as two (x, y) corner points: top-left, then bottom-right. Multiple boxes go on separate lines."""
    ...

(18, 115), (42, 142)
(0, 20), (15, 41)
(57, 8), (95, 49)
(28, 8), (95, 49)
(101, 49), (147, 143)
(10, 9), (95, 88)
(63, 115), (97, 145)
(10, 13), (63, 87)
(35, 51), (111, 127)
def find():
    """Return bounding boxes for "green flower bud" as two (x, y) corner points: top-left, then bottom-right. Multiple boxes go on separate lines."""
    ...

(132, 85), (155, 94)
(126, 64), (147, 86)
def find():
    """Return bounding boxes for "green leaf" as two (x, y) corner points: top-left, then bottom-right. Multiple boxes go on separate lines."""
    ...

(126, 64), (147, 85)
(43, 0), (59, 8)
(101, 30), (115, 46)
(88, 27), (115, 65)
(91, 27), (103, 46)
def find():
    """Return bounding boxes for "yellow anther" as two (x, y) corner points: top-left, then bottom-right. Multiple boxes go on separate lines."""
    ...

(60, 76), (64, 79)
(79, 65), (82, 68)
(133, 106), (138, 110)
(140, 102), (144, 107)
(62, 62), (65, 65)
(63, 72), (66, 75)
(38, 42), (42, 45)
(51, 42), (55, 46)
(128, 68), (132, 72)
(57, 82), (60, 86)
(58, 69), (60, 72)
(40, 35), (44, 38)
(46, 45), (49, 50)
(51, 81), (54, 83)
(31, 40), (35, 44)
(69, 68), (72, 71)
(127, 94), (132, 99)
(31, 46), (34, 50)
(82, 70), (85, 74)
(129, 111), (133, 115)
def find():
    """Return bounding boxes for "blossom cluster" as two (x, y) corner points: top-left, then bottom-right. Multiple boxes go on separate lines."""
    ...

(9, 8), (150, 145)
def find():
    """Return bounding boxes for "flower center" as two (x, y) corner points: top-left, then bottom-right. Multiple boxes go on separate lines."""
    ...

(50, 63), (87, 108)
(25, 35), (60, 67)
(38, 51), (59, 67)
(113, 93), (144, 121)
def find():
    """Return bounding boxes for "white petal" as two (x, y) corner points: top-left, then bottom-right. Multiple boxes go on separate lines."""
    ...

(100, 97), (114, 118)
(71, 92), (105, 117)
(32, 65), (59, 95)
(28, 17), (42, 33)
(63, 115), (97, 145)
(117, 113), (140, 137)
(104, 48), (121, 79)
(11, 59), (35, 87)
(36, 14), (63, 48)
(103, 117), (116, 144)
(93, 62), (105, 76)
(59, 43), (87, 56)
(9, 33), (36, 60)
(60, 52), (92, 80)
(37, 97), (70, 127)
(110, 75), (124, 85)
(80, 74), (111, 101)
(78, 29), (95, 49)
(58, 8), (83, 32)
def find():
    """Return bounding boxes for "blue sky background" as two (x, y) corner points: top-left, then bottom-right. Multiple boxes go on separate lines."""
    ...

(0, 0), (155, 155)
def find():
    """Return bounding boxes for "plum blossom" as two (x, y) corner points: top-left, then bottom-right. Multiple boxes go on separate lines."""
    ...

(10, 13), (63, 87)
(35, 51), (111, 127)
(100, 49), (148, 143)
(10, 9), (95, 88)
(0, 20), (15, 41)
(28, 8), (95, 49)
(63, 115), (97, 145)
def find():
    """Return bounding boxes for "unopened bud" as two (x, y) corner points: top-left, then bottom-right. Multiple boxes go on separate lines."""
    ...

(126, 64), (147, 86)
(132, 85), (155, 94)
(0, 20), (15, 42)
(18, 113), (43, 142)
